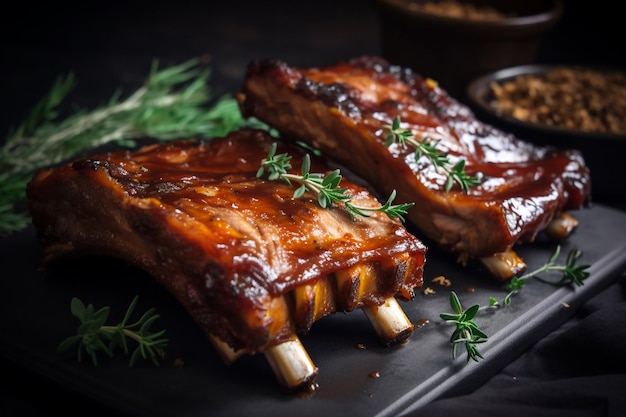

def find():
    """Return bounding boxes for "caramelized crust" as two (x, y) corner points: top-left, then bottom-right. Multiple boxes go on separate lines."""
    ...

(27, 129), (426, 353)
(238, 56), (591, 258)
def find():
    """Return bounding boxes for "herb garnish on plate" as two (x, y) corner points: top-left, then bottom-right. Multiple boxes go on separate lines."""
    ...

(0, 58), (257, 236)
(58, 296), (168, 366)
(257, 142), (415, 222)
(441, 245), (590, 362)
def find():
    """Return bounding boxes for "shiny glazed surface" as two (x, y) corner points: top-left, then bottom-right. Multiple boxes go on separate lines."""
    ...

(239, 56), (591, 257)
(26, 129), (426, 351)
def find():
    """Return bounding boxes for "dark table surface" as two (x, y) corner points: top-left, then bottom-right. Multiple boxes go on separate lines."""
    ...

(1, 1), (625, 416)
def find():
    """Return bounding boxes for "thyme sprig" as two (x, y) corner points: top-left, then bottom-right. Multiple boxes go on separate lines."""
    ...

(383, 116), (481, 192)
(488, 245), (590, 309)
(440, 291), (488, 362)
(442, 246), (590, 362)
(0, 58), (256, 236)
(57, 296), (168, 366)
(257, 143), (414, 222)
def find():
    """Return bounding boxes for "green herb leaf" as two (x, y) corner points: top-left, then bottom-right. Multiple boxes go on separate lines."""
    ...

(482, 245), (591, 311)
(258, 143), (414, 222)
(440, 291), (488, 362)
(441, 246), (590, 362)
(517, 245), (590, 288)
(57, 295), (168, 366)
(383, 115), (481, 193)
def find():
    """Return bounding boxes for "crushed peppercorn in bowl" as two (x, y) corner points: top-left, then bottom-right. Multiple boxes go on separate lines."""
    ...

(466, 64), (626, 203)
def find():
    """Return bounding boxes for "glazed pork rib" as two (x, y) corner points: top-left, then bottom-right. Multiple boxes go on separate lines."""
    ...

(238, 56), (591, 280)
(26, 128), (426, 391)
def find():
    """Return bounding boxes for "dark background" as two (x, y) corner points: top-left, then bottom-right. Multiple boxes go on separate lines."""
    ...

(1, 1), (625, 416)
(1, 1), (625, 138)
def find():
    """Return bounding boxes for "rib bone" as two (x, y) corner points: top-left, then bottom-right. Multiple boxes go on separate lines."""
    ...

(481, 213), (579, 282)
(292, 278), (337, 333)
(264, 336), (319, 391)
(480, 250), (527, 282)
(545, 212), (579, 241)
(335, 263), (415, 345)
(363, 296), (414, 345)
(212, 262), (416, 390)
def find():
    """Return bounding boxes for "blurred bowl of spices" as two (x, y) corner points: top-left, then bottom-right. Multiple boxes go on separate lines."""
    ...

(373, 0), (563, 98)
(466, 64), (626, 203)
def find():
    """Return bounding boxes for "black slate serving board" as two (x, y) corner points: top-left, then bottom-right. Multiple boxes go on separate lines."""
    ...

(1, 204), (625, 417)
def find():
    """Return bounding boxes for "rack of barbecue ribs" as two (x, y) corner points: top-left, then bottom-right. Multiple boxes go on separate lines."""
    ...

(26, 128), (427, 391)
(237, 56), (592, 281)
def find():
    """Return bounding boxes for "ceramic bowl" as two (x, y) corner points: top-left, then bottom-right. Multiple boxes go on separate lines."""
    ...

(373, 0), (563, 98)
(466, 64), (626, 203)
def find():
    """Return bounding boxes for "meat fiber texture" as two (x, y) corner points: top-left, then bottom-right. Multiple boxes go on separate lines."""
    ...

(238, 56), (591, 260)
(26, 129), (426, 353)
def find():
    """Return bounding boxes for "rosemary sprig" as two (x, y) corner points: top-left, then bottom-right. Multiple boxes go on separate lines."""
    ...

(257, 142), (414, 222)
(383, 115), (481, 192)
(440, 291), (488, 362)
(488, 245), (590, 309)
(57, 296), (168, 366)
(0, 58), (257, 236)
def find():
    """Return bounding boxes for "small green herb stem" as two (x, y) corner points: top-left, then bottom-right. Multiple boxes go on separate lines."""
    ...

(259, 144), (413, 221)
(100, 325), (143, 344)
(281, 173), (326, 195)
(519, 263), (555, 280)
(383, 115), (481, 192)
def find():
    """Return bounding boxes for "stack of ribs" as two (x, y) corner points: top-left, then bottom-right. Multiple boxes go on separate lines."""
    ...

(27, 129), (427, 391)
(238, 56), (592, 280)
